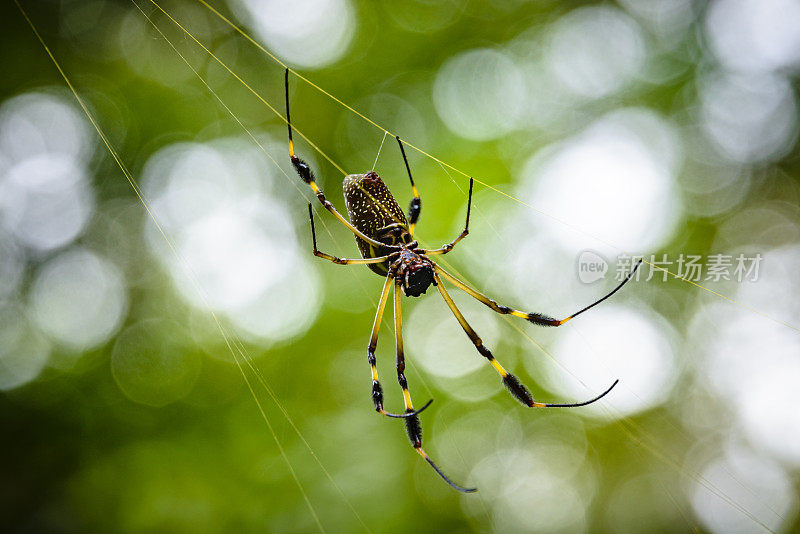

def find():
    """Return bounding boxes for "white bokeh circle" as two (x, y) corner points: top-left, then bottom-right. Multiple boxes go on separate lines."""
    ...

(546, 6), (647, 99)
(690, 449), (797, 534)
(699, 71), (798, 164)
(406, 289), (501, 381)
(0, 91), (93, 165)
(231, 0), (355, 69)
(1, 154), (94, 252)
(0, 304), (51, 390)
(433, 48), (527, 141)
(29, 248), (127, 351)
(536, 305), (678, 419)
(706, 0), (800, 73)
(520, 108), (681, 257)
(142, 138), (321, 346)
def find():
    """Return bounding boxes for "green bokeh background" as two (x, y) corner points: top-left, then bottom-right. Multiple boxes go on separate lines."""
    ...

(2, 1), (800, 533)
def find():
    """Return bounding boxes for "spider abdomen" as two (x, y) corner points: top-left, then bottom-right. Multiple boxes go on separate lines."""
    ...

(343, 171), (411, 275)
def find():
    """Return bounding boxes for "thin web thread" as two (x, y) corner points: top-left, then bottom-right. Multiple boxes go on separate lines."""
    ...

(185, 0), (799, 335)
(431, 254), (778, 532)
(372, 131), (388, 171)
(36, 0), (785, 529)
(141, 2), (781, 528)
(15, 2), (327, 532)
(632, 444), (700, 532)
(130, 2), (373, 530)
(564, 305), (788, 525)
(135, 1), (489, 526)
(139, 2), (469, 519)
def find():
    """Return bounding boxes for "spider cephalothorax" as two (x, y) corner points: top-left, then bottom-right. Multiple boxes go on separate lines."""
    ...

(389, 248), (436, 297)
(284, 68), (641, 493)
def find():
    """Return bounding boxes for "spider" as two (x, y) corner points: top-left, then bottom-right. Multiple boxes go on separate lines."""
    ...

(284, 69), (641, 492)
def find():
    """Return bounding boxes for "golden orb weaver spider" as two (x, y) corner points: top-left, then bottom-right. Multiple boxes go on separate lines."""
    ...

(284, 69), (642, 492)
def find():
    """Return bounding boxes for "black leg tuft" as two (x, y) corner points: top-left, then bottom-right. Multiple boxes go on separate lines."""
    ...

(371, 380), (383, 411)
(408, 197), (421, 224)
(502, 373), (534, 407)
(404, 412), (423, 447)
(291, 155), (314, 184)
(527, 312), (560, 326)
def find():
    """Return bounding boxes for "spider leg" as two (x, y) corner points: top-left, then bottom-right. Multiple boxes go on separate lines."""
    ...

(393, 280), (416, 414)
(285, 69), (394, 251)
(393, 280), (476, 493)
(368, 273), (432, 419)
(395, 136), (421, 236)
(307, 204), (391, 265)
(419, 178), (473, 256)
(434, 259), (642, 327)
(432, 272), (618, 408)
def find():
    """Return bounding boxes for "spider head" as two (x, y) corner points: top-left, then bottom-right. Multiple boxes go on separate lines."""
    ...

(402, 262), (435, 297)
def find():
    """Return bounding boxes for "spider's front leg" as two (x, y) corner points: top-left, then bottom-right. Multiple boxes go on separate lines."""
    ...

(285, 69), (389, 251)
(396, 136), (421, 236)
(419, 178), (473, 256)
(306, 204), (391, 266)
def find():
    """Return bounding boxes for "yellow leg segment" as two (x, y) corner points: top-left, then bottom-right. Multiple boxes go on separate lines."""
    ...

(394, 280), (415, 412)
(396, 136), (421, 237)
(433, 272), (511, 380)
(434, 260), (642, 327)
(368, 274), (394, 415)
(435, 265), (563, 326)
(393, 278), (475, 492)
(286, 69), (392, 251)
(368, 275), (434, 419)
(434, 272), (620, 409)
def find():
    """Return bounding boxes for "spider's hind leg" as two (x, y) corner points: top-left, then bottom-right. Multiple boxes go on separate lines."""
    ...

(393, 279), (476, 493)
(367, 274), (431, 419)
(434, 259), (643, 327)
(432, 271), (618, 408)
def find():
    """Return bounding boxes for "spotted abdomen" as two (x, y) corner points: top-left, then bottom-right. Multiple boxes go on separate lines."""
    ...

(343, 171), (410, 275)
